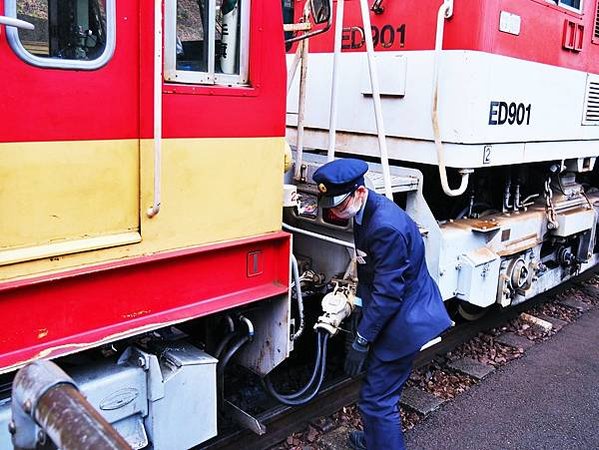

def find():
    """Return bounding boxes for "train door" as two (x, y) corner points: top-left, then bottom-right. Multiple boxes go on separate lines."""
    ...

(0, 0), (141, 266)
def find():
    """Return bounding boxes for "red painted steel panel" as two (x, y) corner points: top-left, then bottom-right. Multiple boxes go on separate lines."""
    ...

(159, 0), (287, 139)
(0, 232), (290, 373)
(487, 0), (593, 72)
(0, 0), (287, 143)
(0, 1), (141, 143)
(298, 0), (599, 74)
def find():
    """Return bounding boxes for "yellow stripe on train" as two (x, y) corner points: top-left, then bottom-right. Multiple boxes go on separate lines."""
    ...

(0, 137), (286, 282)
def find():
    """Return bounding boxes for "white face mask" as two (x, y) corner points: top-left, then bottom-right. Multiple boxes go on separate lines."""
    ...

(334, 195), (362, 219)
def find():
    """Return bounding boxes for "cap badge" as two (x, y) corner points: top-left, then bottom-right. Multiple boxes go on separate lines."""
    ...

(318, 183), (328, 193)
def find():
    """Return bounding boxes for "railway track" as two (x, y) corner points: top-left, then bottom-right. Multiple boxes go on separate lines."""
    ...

(203, 310), (512, 450)
(203, 271), (599, 450)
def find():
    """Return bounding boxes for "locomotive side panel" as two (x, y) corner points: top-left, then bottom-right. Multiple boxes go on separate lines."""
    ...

(286, 0), (599, 168)
(0, 1), (298, 447)
(285, 0), (599, 321)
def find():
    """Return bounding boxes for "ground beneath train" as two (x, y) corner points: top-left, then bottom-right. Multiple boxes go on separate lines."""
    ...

(404, 306), (599, 450)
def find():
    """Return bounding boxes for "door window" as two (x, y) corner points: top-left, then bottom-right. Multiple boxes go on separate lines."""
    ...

(164, 0), (250, 85)
(5, 0), (115, 69)
(548, 0), (583, 13)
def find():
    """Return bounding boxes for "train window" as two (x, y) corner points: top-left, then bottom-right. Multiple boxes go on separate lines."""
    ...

(5, 0), (115, 70)
(164, 0), (250, 86)
(548, 0), (583, 13)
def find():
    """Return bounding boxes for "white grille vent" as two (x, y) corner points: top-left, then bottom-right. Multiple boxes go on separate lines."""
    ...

(583, 77), (599, 125)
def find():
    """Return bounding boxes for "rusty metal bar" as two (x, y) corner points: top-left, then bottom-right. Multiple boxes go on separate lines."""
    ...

(11, 360), (130, 450)
(34, 384), (130, 450)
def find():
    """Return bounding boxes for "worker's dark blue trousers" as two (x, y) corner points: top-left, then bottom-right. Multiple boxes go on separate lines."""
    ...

(359, 350), (416, 450)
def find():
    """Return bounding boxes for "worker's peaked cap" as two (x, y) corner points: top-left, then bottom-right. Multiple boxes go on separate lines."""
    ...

(312, 159), (368, 208)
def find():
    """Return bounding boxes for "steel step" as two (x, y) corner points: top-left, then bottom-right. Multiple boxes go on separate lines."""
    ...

(366, 170), (419, 194)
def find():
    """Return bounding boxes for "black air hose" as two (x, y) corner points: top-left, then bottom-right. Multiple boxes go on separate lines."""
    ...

(264, 332), (323, 401)
(263, 330), (330, 406)
(217, 335), (250, 378)
(214, 332), (238, 359)
(213, 314), (237, 359)
(216, 318), (253, 410)
(276, 332), (324, 400)
(217, 315), (254, 376)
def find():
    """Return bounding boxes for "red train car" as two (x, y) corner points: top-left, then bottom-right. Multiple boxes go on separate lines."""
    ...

(0, 0), (312, 447)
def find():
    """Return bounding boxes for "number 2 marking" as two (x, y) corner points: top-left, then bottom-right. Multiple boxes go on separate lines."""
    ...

(483, 146), (491, 164)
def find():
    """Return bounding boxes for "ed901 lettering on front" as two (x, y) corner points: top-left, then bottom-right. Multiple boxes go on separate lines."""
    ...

(488, 101), (532, 126)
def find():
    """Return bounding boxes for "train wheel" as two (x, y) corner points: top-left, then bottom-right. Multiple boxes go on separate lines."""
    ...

(457, 302), (489, 321)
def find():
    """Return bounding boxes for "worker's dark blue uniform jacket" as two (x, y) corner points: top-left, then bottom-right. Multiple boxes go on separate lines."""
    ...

(354, 190), (451, 361)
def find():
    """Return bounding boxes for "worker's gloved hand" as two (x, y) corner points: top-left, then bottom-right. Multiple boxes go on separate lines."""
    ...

(344, 335), (369, 377)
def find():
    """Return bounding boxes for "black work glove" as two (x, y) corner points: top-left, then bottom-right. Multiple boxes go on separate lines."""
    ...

(344, 336), (369, 377)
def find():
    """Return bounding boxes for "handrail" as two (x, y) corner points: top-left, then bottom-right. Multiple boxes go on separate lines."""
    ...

(432, 0), (471, 197)
(294, 12), (310, 181)
(0, 16), (34, 30)
(283, 223), (355, 249)
(147, 0), (163, 217)
(327, 0), (345, 161)
(358, 0), (393, 200)
(287, 37), (303, 93)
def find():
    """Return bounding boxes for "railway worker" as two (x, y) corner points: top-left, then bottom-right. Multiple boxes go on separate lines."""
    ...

(313, 158), (452, 450)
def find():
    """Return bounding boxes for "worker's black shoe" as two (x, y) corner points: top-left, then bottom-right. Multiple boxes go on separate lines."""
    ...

(348, 430), (367, 450)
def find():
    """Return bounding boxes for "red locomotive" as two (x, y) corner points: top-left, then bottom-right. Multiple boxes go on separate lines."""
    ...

(286, 0), (599, 318)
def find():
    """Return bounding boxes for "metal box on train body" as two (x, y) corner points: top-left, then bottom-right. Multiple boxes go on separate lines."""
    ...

(0, 343), (218, 450)
(456, 248), (501, 308)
